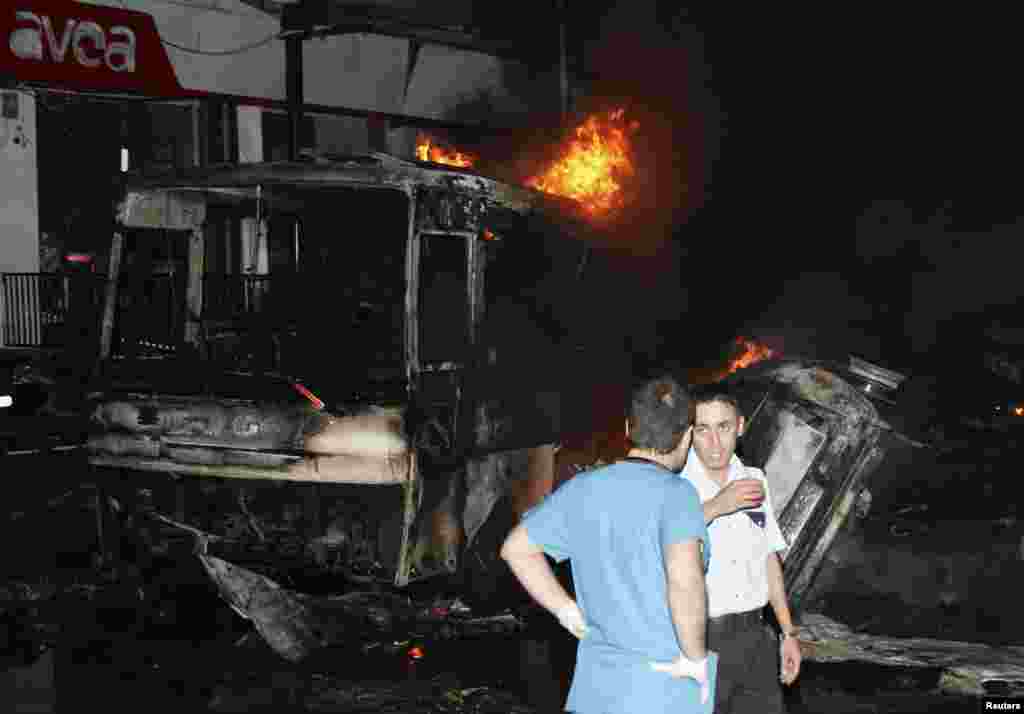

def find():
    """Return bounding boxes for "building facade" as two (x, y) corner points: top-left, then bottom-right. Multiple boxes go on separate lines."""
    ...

(1, 0), (563, 347)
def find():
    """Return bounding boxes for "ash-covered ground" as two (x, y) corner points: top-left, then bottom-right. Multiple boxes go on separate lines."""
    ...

(2, 439), (1020, 712)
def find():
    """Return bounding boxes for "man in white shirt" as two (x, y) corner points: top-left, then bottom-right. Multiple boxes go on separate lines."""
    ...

(681, 385), (801, 713)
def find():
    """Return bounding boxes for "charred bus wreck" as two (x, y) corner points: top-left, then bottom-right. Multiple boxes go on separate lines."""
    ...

(84, 152), (612, 658)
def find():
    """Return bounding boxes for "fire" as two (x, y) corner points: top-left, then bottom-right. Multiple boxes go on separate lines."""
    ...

(727, 337), (776, 374)
(415, 133), (475, 168)
(525, 108), (639, 218)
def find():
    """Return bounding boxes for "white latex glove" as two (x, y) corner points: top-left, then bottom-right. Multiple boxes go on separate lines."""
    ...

(650, 654), (711, 705)
(554, 601), (588, 639)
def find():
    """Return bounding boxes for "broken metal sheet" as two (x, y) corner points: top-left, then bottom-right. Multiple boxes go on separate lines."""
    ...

(461, 446), (556, 551)
(724, 358), (909, 608)
(404, 462), (463, 584)
(198, 554), (524, 663)
(761, 408), (826, 516)
(761, 361), (890, 430)
(796, 612), (1024, 697)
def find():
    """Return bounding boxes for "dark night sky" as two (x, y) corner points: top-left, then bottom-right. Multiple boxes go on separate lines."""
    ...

(567, 3), (1024, 376)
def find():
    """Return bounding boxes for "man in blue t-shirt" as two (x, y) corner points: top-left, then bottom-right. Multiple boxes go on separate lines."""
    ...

(501, 375), (716, 713)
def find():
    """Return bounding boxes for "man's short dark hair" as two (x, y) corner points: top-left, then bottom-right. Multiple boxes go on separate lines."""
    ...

(628, 375), (693, 454)
(691, 383), (742, 415)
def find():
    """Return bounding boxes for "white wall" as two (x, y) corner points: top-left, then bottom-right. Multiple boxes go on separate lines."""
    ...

(0, 90), (39, 274)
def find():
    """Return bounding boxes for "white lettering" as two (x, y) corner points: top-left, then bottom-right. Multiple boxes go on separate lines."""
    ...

(9, 11), (42, 60)
(8, 10), (136, 73)
(41, 15), (75, 63)
(72, 21), (105, 68)
(105, 26), (136, 73)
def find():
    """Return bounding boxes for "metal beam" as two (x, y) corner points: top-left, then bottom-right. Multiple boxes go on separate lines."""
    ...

(285, 34), (304, 161)
(97, 232), (124, 366)
(282, 3), (528, 62)
(280, 1), (538, 150)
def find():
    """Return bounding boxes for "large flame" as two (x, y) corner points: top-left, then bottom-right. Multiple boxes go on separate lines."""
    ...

(525, 109), (640, 218)
(727, 337), (776, 375)
(415, 133), (475, 168)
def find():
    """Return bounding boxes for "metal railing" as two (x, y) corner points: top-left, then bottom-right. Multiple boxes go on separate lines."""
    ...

(0, 272), (297, 351)
(1, 272), (106, 348)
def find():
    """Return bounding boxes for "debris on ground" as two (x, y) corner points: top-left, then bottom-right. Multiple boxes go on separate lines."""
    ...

(208, 671), (538, 713)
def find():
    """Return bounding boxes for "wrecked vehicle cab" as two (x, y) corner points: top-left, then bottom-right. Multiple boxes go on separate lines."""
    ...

(84, 152), (608, 657)
(721, 354), (1024, 697)
(717, 355), (923, 609)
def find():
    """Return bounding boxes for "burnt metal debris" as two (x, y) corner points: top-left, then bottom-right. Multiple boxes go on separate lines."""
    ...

(52, 151), (1024, 697)
(81, 152), (603, 659)
(720, 355), (1024, 695)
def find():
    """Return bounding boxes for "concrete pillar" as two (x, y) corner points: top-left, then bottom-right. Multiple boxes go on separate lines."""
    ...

(237, 105), (263, 164)
(0, 90), (39, 274)
(0, 90), (40, 347)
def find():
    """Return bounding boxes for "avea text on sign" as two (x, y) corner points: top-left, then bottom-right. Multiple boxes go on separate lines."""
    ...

(8, 10), (136, 73)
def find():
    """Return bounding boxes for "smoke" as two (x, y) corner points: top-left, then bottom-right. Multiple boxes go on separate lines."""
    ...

(856, 201), (1024, 358)
(727, 271), (886, 366)
(580, 3), (722, 247)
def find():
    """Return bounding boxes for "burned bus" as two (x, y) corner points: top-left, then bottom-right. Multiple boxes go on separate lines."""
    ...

(83, 152), (633, 657)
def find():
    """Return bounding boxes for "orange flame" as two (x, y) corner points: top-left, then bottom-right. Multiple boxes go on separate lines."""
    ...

(525, 109), (640, 218)
(727, 337), (776, 375)
(415, 133), (475, 168)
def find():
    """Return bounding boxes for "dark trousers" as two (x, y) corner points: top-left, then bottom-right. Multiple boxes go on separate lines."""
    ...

(708, 611), (786, 714)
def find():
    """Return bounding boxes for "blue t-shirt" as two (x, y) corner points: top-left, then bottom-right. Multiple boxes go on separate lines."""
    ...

(522, 459), (714, 714)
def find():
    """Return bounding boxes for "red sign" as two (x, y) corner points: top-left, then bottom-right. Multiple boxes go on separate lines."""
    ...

(0, 0), (183, 95)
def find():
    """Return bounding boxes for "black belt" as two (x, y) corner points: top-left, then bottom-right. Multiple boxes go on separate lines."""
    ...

(707, 607), (764, 636)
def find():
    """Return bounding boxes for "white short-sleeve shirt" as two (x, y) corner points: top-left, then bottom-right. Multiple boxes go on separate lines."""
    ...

(681, 448), (788, 618)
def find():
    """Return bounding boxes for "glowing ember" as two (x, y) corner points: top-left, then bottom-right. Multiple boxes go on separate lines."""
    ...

(415, 133), (475, 168)
(727, 337), (776, 374)
(525, 109), (640, 218)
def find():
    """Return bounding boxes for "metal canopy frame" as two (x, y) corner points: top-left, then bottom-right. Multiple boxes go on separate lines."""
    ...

(277, 1), (567, 160)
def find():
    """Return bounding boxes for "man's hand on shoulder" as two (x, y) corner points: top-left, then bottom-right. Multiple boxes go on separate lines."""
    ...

(707, 478), (765, 520)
